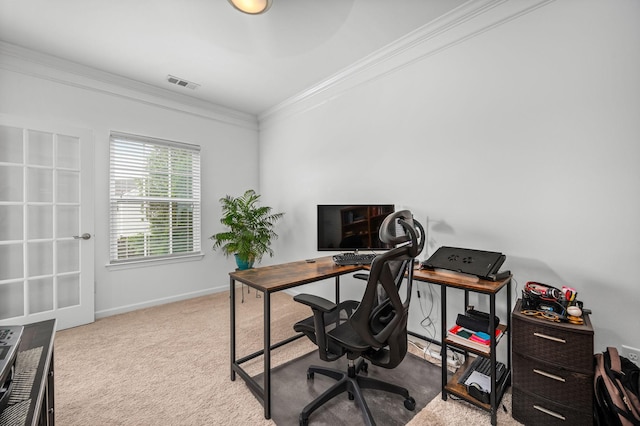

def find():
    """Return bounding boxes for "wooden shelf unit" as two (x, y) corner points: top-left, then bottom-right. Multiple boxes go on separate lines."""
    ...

(412, 267), (512, 426)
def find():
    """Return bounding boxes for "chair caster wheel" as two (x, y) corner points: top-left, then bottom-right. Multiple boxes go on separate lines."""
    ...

(307, 371), (314, 380)
(361, 362), (368, 373)
(404, 396), (416, 411)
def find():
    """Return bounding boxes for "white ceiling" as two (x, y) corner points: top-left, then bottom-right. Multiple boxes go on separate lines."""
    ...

(0, 0), (466, 116)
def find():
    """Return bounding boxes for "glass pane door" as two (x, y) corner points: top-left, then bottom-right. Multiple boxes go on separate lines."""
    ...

(0, 117), (94, 329)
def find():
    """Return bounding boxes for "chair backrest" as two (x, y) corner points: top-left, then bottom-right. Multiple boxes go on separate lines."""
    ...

(349, 210), (424, 369)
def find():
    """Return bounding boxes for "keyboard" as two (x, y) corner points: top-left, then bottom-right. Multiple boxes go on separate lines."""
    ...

(332, 253), (377, 266)
(458, 356), (507, 386)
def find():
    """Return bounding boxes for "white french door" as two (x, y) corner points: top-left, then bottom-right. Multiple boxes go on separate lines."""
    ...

(0, 115), (94, 330)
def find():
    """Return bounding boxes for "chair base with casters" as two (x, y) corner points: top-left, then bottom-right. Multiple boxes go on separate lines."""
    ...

(299, 356), (416, 426)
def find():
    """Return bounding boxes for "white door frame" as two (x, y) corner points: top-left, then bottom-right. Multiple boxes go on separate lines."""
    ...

(0, 114), (94, 330)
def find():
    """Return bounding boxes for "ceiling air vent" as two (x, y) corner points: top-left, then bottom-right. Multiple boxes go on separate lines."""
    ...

(166, 74), (200, 90)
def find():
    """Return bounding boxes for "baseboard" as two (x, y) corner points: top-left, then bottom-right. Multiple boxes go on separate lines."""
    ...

(94, 286), (226, 319)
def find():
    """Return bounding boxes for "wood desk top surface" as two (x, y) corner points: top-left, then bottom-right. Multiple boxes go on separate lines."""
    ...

(412, 267), (511, 294)
(229, 256), (362, 292)
(229, 255), (511, 294)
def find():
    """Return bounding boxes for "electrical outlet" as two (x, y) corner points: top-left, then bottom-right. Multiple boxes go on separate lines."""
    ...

(621, 344), (640, 365)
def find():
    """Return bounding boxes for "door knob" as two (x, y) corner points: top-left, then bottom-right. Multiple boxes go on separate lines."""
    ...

(73, 233), (91, 240)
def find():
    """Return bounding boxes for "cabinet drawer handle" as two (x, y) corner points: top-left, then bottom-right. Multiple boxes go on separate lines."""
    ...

(533, 368), (566, 382)
(533, 404), (566, 420)
(533, 332), (566, 343)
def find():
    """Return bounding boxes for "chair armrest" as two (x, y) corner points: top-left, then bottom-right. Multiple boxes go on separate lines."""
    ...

(293, 294), (336, 313)
(353, 273), (369, 281)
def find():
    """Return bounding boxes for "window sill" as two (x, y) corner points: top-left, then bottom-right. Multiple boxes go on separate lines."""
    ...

(105, 252), (205, 270)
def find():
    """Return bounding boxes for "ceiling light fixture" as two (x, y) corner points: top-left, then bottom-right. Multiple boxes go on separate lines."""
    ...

(228, 0), (272, 15)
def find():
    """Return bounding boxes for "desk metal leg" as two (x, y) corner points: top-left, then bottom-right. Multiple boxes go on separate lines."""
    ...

(263, 291), (271, 419)
(335, 276), (340, 303)
(490, 293), (497, 426)
(230, 277), (236, 381)
(441, 284), (447, 401)
(507, 278), (512, 383)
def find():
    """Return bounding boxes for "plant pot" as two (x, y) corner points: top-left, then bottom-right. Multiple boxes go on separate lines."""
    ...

(234, 254), (254, 270)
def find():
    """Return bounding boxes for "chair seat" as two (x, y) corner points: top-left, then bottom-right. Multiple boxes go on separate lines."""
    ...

(328, 321), (371, 353)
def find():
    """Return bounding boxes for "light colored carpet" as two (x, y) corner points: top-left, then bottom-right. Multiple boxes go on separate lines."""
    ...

(410, 389), (519, 425)
(54, 287), (522, 425)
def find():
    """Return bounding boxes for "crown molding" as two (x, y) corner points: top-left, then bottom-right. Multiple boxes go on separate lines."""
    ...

(0, 41), (258, 130)
(0, 0), (555, 132)
(258, 0), (555, 129)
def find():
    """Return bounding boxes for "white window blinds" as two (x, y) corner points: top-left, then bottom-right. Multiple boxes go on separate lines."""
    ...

(109, 132), (201, 263)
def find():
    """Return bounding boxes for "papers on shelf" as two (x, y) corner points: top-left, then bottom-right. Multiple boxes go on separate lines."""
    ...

(464, 370), (492, 392)
(446, 324), (504, 353)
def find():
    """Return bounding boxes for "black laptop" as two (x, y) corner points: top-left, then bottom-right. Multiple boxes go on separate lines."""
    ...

(422, 246), (505, 280)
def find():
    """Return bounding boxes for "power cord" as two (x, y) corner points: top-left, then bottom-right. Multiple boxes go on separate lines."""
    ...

(417, 281), (440, 357)
(408, 340), (425, 352)
(409, 338), (463, 369)
(511, 276), (520, 306)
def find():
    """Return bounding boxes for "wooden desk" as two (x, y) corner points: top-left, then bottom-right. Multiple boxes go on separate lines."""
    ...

(229, 256), (361, 419)
(229, 256), (511, 423)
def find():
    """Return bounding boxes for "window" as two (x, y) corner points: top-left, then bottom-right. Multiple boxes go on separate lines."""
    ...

(109, 132), (201, 263)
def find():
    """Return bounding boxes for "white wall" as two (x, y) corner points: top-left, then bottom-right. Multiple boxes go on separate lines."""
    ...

(259, 0), (640, 352)
(1, 0), (637, 352)
(0, 64), (260, 318)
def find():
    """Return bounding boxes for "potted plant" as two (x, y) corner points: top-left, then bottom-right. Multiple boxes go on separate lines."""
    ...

(210, 189), (284, 270)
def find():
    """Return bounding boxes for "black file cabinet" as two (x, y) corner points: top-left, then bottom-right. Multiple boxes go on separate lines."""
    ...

(511, 299), (594, 425)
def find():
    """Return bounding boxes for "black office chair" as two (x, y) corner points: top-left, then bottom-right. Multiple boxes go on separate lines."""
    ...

(293, 210), (425, 426)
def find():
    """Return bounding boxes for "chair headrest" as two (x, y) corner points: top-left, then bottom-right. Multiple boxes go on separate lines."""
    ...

(379, 210), (423, 258)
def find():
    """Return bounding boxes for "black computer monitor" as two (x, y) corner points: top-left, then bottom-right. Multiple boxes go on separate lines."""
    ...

(317, 204), (395, 251)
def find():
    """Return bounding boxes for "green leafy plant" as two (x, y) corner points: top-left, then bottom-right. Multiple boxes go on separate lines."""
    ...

(210, 189), (284, 268)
